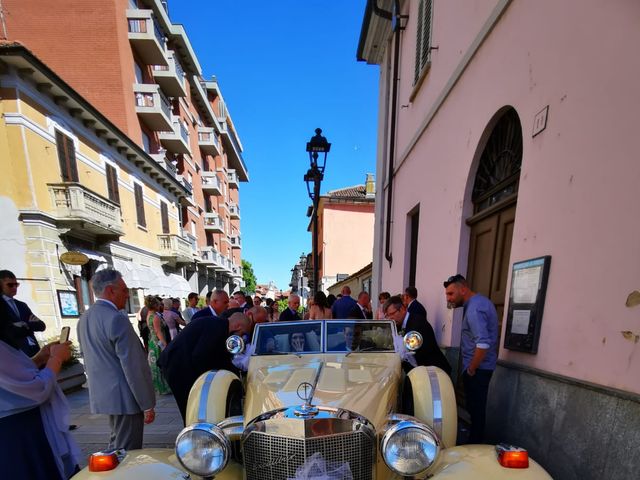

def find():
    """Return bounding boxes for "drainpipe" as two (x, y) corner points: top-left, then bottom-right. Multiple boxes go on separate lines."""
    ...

(384, 0), (403, 267)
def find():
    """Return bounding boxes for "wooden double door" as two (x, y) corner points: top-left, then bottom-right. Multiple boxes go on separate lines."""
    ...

(456, 200), (516, 405)
(466, 201), (516, 341)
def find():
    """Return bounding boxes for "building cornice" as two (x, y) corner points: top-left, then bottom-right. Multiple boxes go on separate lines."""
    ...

(0, 43), (191, 199)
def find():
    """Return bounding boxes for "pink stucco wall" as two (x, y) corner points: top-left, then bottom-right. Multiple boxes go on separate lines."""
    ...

(321, 203), (375, 281)
(375, 0), (640, 394)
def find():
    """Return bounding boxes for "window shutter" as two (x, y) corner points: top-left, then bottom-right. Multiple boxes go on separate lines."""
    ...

(105, 164), (120, 204)
(160, 202), (169, 233)
(414, 0), (433, 85)
(134, 183), (146, 227)
(414, 0), (424, 84)
(55, 130), (79, 182)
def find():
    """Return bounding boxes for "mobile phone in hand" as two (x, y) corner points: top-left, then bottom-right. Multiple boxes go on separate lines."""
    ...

(60, 326), (71, 343)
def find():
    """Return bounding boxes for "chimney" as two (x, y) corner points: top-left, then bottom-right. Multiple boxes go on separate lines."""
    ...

(365, 173), (375, 198)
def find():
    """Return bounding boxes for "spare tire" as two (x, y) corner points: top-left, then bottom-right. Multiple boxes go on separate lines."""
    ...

(404, 366), (458, 447)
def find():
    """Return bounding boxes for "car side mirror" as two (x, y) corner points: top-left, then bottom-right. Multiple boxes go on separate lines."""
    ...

(403, 331), (423, 351)
(226, 335), (245, 355)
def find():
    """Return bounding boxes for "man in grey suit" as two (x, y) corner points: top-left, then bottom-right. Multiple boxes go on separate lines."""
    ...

(77, 268), (155, 450)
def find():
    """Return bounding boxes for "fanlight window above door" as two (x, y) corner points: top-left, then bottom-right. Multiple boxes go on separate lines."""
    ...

(472, 108), (523, 213)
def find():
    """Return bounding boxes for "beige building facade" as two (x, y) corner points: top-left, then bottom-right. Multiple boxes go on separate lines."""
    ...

(0, 42), (192, 337)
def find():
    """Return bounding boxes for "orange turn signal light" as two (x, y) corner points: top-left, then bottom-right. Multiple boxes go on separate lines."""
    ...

(88, 451), (120, 472)
(496, 444), (529, 468)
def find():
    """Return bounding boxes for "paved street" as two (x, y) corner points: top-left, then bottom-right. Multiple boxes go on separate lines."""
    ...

(66, 387), (182, 468)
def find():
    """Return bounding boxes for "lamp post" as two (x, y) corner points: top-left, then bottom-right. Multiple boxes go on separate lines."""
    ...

(304, 128), (331, 295)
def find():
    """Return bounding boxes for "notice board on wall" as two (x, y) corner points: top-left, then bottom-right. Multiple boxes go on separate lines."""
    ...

(504, 256), (552, 353)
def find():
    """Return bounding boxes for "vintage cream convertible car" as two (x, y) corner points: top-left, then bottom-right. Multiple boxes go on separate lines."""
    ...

(76, 320), (552, 479)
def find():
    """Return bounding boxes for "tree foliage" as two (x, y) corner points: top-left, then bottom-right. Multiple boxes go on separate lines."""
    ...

(242, 259), (257, 294)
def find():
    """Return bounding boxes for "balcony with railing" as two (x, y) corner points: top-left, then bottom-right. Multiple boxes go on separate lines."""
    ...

(152, 51), (187, 97)
(199, 246), (224, 270)
(201, 171), (223, 195)
(232, 263), (243, 279)
(178, 177), (196, 208)
(158, 234), (193, 265)
(219, 120), (247, 178)
(127, 9), (167, 66)
(134, 83), (173, 131)
(197, 126), (221, 156)
(219, 254), (234, 273)
(159, 116), (191, 154)
(228, 202), (240, 219)
(149, 153), (179, 179)
(227, 169), (239, 188)
(203, 212), (224, 233)
(48, 183), (124, 238)
(230, 235), (242, 249)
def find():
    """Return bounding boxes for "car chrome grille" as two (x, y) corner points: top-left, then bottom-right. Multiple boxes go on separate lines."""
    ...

(243, 430), (374, 480)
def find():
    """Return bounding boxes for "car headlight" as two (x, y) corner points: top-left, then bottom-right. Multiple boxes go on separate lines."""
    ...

(175, 423), (230, 477)
(381, 420), (440, 476)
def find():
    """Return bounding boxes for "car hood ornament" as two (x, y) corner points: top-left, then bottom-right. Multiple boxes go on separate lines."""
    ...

(295, 381), (319, 417)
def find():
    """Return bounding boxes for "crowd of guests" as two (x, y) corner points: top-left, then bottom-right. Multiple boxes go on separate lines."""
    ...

(0, 265), (497, 478)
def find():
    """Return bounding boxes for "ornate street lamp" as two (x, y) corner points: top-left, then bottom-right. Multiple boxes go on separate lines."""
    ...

(304, 128), (331, 295)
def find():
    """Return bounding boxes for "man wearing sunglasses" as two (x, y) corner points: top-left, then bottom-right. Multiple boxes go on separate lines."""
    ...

(443, 274), (498, 444)
(384, 295), (451, 374)
(0, 270), (46, 356)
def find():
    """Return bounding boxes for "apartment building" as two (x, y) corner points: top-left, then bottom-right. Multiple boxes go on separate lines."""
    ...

(3, 0), (248, 295)
(358, 1), (640, 477)
(310, 174), (375, 293)
(0, 41), (192, 336)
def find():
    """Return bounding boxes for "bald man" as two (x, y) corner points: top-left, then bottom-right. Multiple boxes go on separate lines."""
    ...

(158, 292), (251, 422)
(247, 306), (268, 326)
(190, 290), (229, 322)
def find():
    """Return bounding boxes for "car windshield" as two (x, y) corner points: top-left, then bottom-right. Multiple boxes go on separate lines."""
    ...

(252, 320), (395, 355)
(325, 321), (395, 352)
(253, 321), (323, 355)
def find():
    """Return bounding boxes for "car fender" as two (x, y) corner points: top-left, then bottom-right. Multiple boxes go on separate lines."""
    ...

(73, 448), (244, 479)
(406, 366), (457, 447)
(429, 445), (553, 479)
(185, 369), (243, 425)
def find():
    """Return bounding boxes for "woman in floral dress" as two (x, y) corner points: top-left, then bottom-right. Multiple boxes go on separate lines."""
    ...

(145, 295), (170, 395)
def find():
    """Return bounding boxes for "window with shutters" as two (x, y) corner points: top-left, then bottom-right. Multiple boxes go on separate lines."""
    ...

(134, 183), (146, 227)
(414, 0), (434, 85)
(105, 164), (120, 204)
(160, 202), (170, 234)
(55, 130), (79, 182)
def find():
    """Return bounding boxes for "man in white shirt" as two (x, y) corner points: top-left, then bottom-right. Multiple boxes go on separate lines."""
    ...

(182, 292), (199, 324)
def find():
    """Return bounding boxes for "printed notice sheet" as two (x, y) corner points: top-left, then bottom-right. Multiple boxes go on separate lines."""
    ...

(512, 266), (541, 304)
(511, 310), (531, 335)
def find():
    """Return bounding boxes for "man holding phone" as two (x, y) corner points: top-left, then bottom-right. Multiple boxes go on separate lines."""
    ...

(60, 326), (70, 343)
(0, 270), (46, 357)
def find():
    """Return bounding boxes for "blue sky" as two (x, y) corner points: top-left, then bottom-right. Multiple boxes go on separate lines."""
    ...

(170, 0), (379, 290)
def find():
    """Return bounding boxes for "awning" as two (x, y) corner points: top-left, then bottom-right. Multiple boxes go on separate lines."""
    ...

(111, 258), (191, 297)
(76, 249), (108, 263)
(111, 258), (155, 289)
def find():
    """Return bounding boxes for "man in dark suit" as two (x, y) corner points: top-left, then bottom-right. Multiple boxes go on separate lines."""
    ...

(0, 270), (46, 357)
(77, 269), (156, 450)
(233, 291), (250, 312)
(404, 286), (428, 318)
(158, 307), (253, 423)
(332, 325), (376, 352)
(384, 295), (451, 375)
(279, 294), (301, 321)
(190, 289), (229, 322)
(348, 291), (374, 319)
(331, 286), (357, 319)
